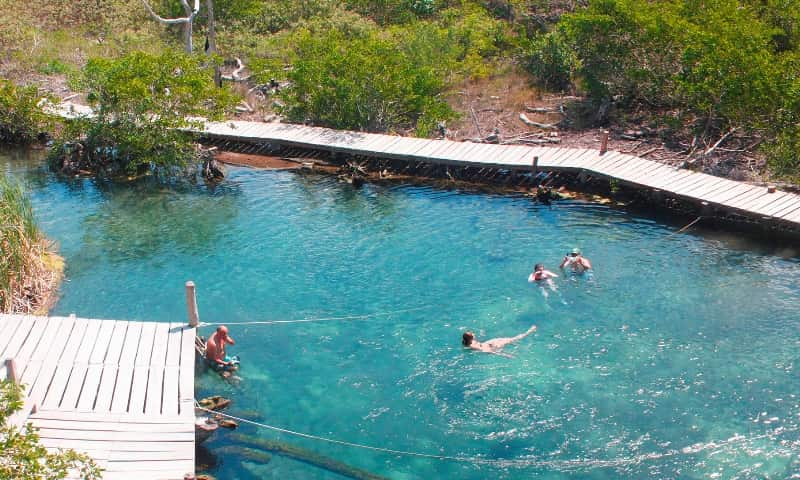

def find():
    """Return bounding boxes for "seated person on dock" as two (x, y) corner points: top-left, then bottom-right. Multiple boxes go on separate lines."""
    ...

(528, 263), (558, 283)
(559, 248), (592, 273)
(462, 325), (537, 357)
(205, 326), (238, 372)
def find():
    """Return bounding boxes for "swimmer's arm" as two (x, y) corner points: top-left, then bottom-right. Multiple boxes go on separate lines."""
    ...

(527, 273), (536, 283)
(558, 256), (568, 269)
(490, 351), (514, 359)
(546, 270), (559, 278)
(582, 258), (592, 269)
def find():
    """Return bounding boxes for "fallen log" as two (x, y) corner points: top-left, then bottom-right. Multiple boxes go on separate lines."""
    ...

(230, 433), (391, 480)
(518, 113), (559, 130)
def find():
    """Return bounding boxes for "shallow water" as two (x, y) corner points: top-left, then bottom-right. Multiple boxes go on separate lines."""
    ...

(3, 148), (800, 479)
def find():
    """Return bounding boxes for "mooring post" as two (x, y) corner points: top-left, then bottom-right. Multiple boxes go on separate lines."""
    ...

(5, 358), (18, 383)
(186, 281), (199, 327)
(600, 130), (609, 155)
(532, 155), (539, 175)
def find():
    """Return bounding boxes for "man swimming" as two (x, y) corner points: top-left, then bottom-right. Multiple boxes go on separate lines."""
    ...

(528, 263), (559, 282)
(559, 248), (592, 272)
(462, 325), (537, 357)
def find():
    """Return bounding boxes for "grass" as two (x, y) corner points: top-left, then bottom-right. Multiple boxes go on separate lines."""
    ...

(0, 175), (62, 314)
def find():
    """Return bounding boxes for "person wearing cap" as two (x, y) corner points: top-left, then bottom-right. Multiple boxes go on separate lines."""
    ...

(559, 248), (592, 272)
(206, 326), (237, 371)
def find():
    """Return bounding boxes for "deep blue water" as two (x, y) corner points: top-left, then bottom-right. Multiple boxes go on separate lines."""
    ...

(3, 148), (800, 479)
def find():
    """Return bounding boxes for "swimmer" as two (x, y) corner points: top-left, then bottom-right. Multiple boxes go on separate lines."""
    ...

(559, 247), (592, 272)
(528, 263), (559, 283)
(462, 325), (537, 357)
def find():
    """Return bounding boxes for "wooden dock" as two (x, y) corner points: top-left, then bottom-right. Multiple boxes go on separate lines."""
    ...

(200, 120), (800, 230)
(0, 314), (196, 480)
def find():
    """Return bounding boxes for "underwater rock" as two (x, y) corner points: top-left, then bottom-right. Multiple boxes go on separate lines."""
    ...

(199, 395), (232, 411)
(230, 433), (390, 480)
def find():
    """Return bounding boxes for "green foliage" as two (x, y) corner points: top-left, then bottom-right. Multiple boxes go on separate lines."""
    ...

(524, 29), (577, 91)
(263, 26), (455, 135)
(0, 380), (102, 479)
(0, 80), (54, 145)
(51, 51), (238, 176)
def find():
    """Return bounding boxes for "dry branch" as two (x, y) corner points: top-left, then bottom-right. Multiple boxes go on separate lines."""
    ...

(519, 113), (558, 130)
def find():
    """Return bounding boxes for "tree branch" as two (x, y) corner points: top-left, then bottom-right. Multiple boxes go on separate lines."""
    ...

(140, 0), (190, 24)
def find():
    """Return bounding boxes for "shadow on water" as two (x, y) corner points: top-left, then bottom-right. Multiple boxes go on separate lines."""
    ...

(74, 175), (244, 263)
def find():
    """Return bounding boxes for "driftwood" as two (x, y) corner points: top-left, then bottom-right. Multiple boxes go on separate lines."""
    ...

(230, 433), (390, 480)
(469, 105), (483, 138)
(518, 113), (558, 130)
(140, 0), (200, 53)
(221, 57), (251, 82)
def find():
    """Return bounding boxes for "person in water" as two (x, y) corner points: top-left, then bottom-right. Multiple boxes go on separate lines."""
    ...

(528, 263), (559, 283)
(462, 325), (537, 356)
(206, 325), (238, 373)
(559, 248), (592, 272)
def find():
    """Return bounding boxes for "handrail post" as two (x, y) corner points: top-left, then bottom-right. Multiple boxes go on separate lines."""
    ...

(532, 155), (539, 175)
(600, 130), (609, 155)
(186, 281), (199, 327)
(6, 358), (18, 383)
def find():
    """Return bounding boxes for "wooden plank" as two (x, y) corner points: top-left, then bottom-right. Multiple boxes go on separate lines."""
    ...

(35, 428), (193, 442)
(165, 323), (183, 366)
(161, 366), (180, 416)
(0, 315), (35, 360)
(672, 175), (730, 198)
(19, 316), (63, 386)
(126, 366), (150, 414)
(38, 437), (191, 452)
(32, 410), (190, 423)
(774, 202), (800, 220)
(74, 320), (103, 364)
(93, 365), (119, 412)
(723, 186), (772, 209)
(134, 322), (157, 365)
(118, 322), (143, 366)
(104, 321), (129, 365)
(32, 417), (192, 432)
(448, 142), (485, 161)
(559, 148), (596, 169)
(144, 365), (164, 415)
(759, 193), (800, 217)
(110, 365), (135, 414)
(540, 148), (569, 167)
(76, 365), (104, 411)
(103, 459), (195, 473)
(622, 163), (682, 186)
(25, 317), (76, 407)
(178, 327), (195, 414)
(59, 364), (88, 409)
(150, 323), (171, 366)
(704, 182), (757, 205)
(696, 178), (748, 203)
(41, 318), (89, 409)
(14, 316), (49, 363)
(746, 191), (797, 216)
(89, 320), (117, 364)
(0, 314), (22, 341)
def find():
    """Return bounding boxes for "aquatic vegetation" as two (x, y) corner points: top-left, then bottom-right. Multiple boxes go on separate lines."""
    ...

(0, 174), (61, 314)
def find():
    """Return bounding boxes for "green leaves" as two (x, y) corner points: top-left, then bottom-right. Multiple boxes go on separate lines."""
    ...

(0, 381), (102, 480)
(0, 80), (54, 145)
(274, 27), (455, 135)
(54, 51), (238, 176)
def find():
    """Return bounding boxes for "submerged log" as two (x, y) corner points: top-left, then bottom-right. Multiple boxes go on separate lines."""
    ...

(230, 433), (390, 480)
(214, 446), (272, 464)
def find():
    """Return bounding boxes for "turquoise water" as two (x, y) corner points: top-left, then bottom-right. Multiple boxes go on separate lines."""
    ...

(3, 147), (800, 479)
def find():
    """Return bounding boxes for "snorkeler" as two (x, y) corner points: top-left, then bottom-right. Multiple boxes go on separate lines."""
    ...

(205, 326), (239, 376)
(462, 325), (537, 357)
(559, 248), (592, 272)
(528, 263), (559, 283)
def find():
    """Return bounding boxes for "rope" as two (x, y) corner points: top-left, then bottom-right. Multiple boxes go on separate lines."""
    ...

(196, 406), (797, 471)
(672, 216), (702, 235)
(196, 406), (496, 464)
(198, 305), (433, 328)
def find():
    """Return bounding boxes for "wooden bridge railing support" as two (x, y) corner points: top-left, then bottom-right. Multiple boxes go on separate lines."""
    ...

(5, 358), (18, 383)
(600, 130), (609, 155)
(186, 281), (199, 327)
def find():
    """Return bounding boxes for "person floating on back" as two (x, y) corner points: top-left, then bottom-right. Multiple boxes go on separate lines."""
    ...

(205, 325), (239, 376)
(462, 325), (537, 357)
(528, 263), (559, 283)
(559, 247), (592, 273)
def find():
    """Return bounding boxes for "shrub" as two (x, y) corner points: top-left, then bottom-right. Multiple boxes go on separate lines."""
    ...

(50, 51), (238, 177)
(0, 80), (53, 145)
(524, 30), (577, 91)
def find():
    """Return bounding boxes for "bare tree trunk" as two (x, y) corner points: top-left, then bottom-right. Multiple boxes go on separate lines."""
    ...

(205, 0), (216, 54)
(140, 0), (200, 53)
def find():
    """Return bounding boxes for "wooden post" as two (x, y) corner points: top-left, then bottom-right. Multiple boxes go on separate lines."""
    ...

(186, 281), (199, 327)
(6, 358), (18, 383)
(532, 156), (539, 175)
(600, 131), (609, 155)
(767, 185), (776, 193)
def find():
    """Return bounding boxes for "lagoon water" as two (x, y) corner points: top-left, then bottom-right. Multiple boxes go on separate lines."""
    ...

(3, 148), (800, 479)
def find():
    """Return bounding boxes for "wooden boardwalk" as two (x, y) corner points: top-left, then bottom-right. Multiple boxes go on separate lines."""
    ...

(0, 314), (195, 480)
(201, 120), (800, 229)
